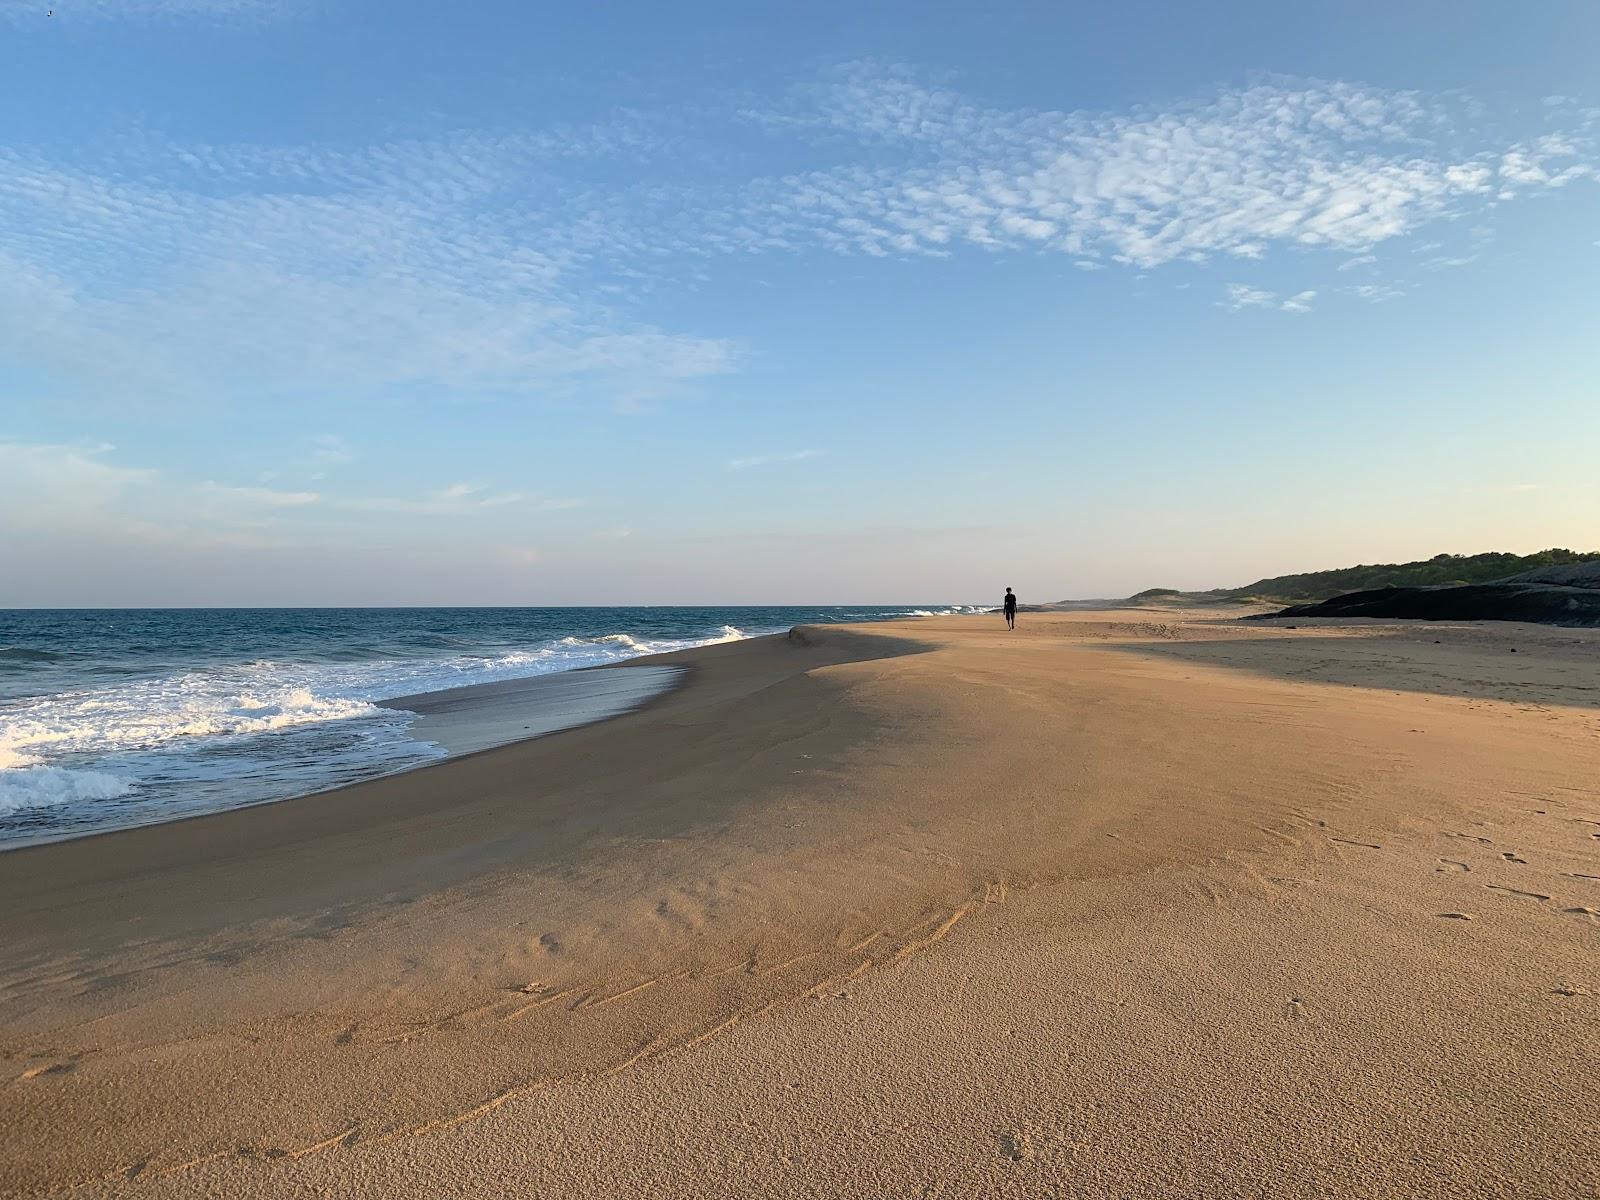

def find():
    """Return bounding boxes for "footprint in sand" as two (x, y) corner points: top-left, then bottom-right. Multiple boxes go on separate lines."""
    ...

(997, 1128), (1033, 1162)
(538, 932), (563, 955)
(1484, 885), (1550, 901)
(18, 1061), (75, 1080)
(1501, 851), (1528, 864)
(1436, 859), (1471, 874)
(1553, 983), (1591, 996)
(1444, 832), (1493, 844)
(1562, 906), (1600, 923)
(1285, 997), (1306, 1020)
(1439, 912), (1476, 921)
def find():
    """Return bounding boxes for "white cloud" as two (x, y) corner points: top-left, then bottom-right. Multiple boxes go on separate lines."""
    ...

(1, 63), (1593, 406)
(1221, 284), (1277, 310)
(1498, 134), (1594, 189)
(0, 441), (579, 588)
(0, 118), (738, 403)
(0, 439), (314, 547)
(1221, 284), (1316, 314)
(1344, 282), (1405, 303)
(728, 449), (824, 470)
(198, 482), (320, 507)
(308, 434), (354, 465)
(675, 68), (1600, 336)
(0, 439), (154, 518)
(345, 484), (524, 516)
(714, 66), (1596, 274)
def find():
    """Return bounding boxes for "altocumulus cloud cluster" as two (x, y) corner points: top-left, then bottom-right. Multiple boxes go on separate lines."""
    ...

(0, 60), (1595, 404)
(724, 64), (1596, 271)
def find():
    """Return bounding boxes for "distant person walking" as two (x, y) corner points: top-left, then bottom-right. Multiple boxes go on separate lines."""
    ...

(1003, 587), (1017, 630)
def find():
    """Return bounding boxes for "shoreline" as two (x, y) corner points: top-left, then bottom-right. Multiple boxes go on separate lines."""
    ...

(0, 640), (741, 854)
(379, 661), (689, 759)
(2, 610), (1596, 1198)
(3, 611), (972, 857)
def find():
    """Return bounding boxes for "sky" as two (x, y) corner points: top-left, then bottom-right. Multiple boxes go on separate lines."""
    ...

(1, 0), (1597, 606)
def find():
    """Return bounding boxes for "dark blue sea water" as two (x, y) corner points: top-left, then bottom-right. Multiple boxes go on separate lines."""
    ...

(0, 606), (979, 847)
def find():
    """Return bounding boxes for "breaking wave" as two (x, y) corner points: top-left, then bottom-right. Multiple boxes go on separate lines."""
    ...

(0, 606), (976, 845)
(0, 764), (132, 814)
(0, 620), (757, 845)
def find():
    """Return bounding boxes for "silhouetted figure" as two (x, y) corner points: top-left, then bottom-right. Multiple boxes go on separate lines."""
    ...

(1003, 587), (1017, 630)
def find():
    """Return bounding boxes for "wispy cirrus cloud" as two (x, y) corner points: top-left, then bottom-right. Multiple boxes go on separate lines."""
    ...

(0, 441), (578, 562)
(0, 439), (154, 513)
(0, 115), (739, 403)
(1, 62), (1594, 415)
(198, 482), (320, 507)
(307, 433), (354, 465)
(0, 439), (316, 549)
(344, 483), (526, 516)
(728, 449), (824, 470)
(339, 484), (582, 517)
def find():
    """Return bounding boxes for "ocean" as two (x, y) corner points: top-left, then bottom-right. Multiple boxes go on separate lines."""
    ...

(0, 606), (980, 848)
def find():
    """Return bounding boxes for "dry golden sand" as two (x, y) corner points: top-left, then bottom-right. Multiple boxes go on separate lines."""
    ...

(2, 611), (1597, 1198)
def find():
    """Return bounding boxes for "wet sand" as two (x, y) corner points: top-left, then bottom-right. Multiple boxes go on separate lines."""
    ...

(1, 611), (1597, 1198)
(381, 663), (686, 756)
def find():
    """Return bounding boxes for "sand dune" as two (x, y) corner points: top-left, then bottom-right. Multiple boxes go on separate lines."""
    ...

(2, 612), (1597, 1198)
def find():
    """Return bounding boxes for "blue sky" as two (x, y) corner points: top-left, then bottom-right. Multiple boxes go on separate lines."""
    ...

(2, 1), (1597, 605)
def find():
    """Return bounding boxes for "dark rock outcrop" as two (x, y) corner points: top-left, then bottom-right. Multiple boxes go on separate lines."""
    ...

(1497, 561), (1600, 589)
(1252, 582), (1600, 627)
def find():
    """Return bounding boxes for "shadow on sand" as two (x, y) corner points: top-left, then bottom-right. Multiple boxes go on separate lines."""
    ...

(1103, 620), (1600, 711)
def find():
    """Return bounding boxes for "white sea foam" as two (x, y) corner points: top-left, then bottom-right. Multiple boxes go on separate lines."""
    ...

(0, 677), (390, 769)
(557, 626), (745, 652)
(0, 622), (758, 841)
(0, 765), (132, 813)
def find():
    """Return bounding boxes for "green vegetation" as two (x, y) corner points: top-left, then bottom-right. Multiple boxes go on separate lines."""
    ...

(1226, 549), (1600, 603)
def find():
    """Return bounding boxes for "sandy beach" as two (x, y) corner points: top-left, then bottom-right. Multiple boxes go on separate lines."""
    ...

(2, 609), (1597, 1199)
